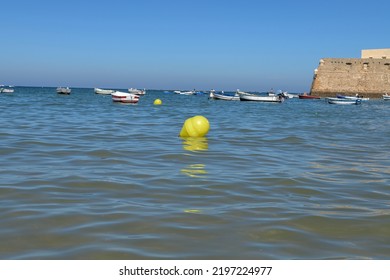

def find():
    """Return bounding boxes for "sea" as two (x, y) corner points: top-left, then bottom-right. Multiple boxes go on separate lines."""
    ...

(1, 87), (389, 260)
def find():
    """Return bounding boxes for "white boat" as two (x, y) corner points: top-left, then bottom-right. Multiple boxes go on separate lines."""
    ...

(280, 91), (297, 99)
(94, 88), (114, 95)
(336, 94), (369, 101)
(128, 88), (146, 95)
(56, 87), (71, 94)
(209, 90), (240, 101)
(239, 92), (284, 102)
(0, 87), (14, 93)
(174, 90), (195, 95)
(383, 93), (390, 100)
(111, 91), (140, 104)
(270, 90), (297, 99)
(236, 90), (253, 96)
(327, 97), (362, 105)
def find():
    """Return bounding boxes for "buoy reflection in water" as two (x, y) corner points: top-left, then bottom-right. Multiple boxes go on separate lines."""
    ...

(181, 163), (207, 178)
(181, 137), (208, 151)
(181, 137), (208, 177)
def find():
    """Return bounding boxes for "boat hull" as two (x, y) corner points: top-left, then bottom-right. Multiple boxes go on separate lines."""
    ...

(239, 94), (283, 102)
(94, 88), (114, 95)
(298, 95), (320, 99)
(337, 94), (369, 101)
(327, 98), (361, 105)
(111, 91), (140, 104)
(0, 88), (14, 93)
(209, 92), (240, 101)
(56, 87), (71, 94)
(174, 90), (195, 95)
(128, 88), (146, 95)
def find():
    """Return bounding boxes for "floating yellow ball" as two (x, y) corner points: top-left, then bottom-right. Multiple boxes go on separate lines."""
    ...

(153, 99), (162, 105)
(179, 115), (210, 137)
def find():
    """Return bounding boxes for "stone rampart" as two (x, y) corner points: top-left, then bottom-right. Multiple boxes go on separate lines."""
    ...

(362, 49), (390, 59)
(310, 58), (390, 98)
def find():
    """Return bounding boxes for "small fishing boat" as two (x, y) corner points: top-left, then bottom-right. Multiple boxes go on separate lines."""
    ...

(0, 87), (14, 93)
(270, 90), (296, 99)
(111, 91), (140, 104)
(327, 97), (362, 105)
(209, 90), (240, 101)
(128, 88), (146, 95)
(174, 90), (195, 95)
(336, 94), (369, 101)
(236, 90), (253, 96)
(94, 88), (115, 95)
(298, 93), (320, 99)
(239, 92), (284, 102)
(56, 87), (71, 94)
(383, 93), (390, 101)
(282, 92), (298, 99)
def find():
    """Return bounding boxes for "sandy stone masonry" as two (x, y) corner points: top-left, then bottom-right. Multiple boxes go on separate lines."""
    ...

(310, 50), (390, 98)
(362, 48), (390, 59)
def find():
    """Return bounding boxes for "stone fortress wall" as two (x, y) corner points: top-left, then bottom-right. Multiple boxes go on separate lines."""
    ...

(361, 48), (390, 59)
(310, 49), (390, 98)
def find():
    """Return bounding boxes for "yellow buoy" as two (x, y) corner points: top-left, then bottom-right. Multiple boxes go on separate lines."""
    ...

(179, 115), (210, 137)
(153, 98), (162, 105)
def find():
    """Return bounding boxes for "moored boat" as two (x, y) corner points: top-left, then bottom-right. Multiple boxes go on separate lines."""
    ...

(281, 91), (297, 98)
(173, 90), (195, 95)
(128, 88), (146, 95)
(209, 90), (240, 101)
(336, 94), (369, 101)
(298, 93), (320, 99)
(111, 91), (140, 104)
(239, 92), (284, 102)
(272, 90), (296, 99)
(0, 87), (14, 93)
(94, 88), (115, 95)
(236, 90), (253, 96)
(382, 93), (390, 100)
(56, 87), (71, 94)
(327, 97), (362, 105)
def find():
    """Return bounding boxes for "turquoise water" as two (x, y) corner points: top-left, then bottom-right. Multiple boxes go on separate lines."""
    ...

(1, 87), (390, 259)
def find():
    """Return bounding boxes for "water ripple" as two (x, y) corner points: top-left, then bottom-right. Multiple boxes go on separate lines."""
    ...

(1, 88), (390, 259)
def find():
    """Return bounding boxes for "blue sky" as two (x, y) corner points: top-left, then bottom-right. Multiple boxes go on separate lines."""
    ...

(1, 0), (390, 92)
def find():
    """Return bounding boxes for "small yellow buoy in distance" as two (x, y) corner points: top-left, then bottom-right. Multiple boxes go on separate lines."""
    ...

(153, 98), (162, 105)
(179, 115), (210, 137)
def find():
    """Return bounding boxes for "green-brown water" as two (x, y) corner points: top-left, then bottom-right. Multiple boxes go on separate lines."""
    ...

(1, 87), (389, 259)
